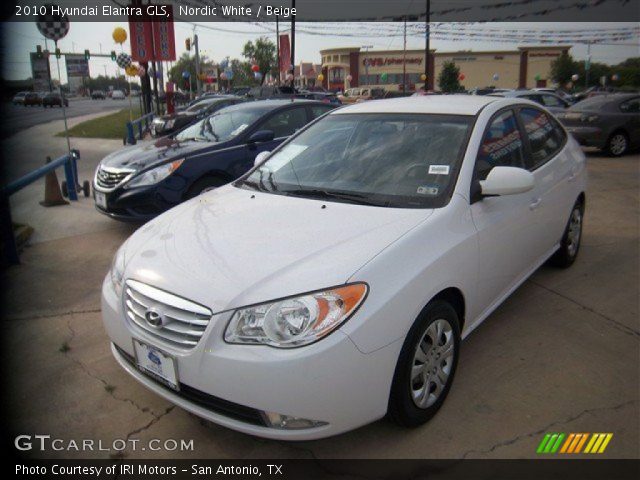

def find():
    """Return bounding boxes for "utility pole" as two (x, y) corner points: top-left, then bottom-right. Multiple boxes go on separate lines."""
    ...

(425, 0), (430, 90)
(194, 32), (202, 95)
(276, 16), (280, 84)
(290, 0), (295, 87)
(585, 42), (591, 88)
(403, 17), (407, 92)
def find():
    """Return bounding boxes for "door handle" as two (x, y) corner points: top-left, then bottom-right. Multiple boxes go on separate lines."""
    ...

(529, 197), (542, 210)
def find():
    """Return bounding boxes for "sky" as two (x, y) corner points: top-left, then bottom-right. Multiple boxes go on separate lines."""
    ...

(1, 21), (638, 84)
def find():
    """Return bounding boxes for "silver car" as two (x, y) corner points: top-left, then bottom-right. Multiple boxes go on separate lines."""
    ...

(489, 89), (570, 114)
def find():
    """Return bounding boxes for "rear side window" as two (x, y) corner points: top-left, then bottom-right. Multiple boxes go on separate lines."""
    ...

(476, 110), (525, 181)
(620, 98), (640, 113)
(310, 105), (333, 119)
(541, 95), (565, 108)
(259, 107), (308, 138)
(519, 107), (566, 170)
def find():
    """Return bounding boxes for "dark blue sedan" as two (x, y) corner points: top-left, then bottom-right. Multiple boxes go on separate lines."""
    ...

(93, 100), (336, 221)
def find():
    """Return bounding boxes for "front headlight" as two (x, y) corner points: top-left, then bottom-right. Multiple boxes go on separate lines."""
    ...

(224, 283), (368, 348)
(125, 159), (184, 188)
(110, 245), (126, 296)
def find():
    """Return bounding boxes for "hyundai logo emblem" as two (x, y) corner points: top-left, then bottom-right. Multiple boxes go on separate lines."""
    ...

(144, 308), (164, 328)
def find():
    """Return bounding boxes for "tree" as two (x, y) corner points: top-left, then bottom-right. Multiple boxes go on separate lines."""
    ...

(242, 37), (277, 85)
(438, 60), (462, 93)
(550, 52), (578, 87)
(168, 52), (214, 90)
(230, 59), (257, 87)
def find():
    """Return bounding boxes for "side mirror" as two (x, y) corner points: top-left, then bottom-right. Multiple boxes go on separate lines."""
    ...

(249, 130), (275, 144)
(480, 166), (534, 196)
(254, 150), (271, 167)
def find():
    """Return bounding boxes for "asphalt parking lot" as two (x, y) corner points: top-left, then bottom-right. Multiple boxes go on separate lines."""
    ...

(1, 112), (638, 459)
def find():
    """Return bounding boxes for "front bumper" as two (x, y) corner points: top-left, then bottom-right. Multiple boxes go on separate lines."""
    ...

(101, 275), (401, 440)
(93, 179), (184, 222)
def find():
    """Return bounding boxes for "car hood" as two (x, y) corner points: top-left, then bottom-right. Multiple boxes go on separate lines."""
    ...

(99, 137), (216, 171)
(122, 185), (432, 313)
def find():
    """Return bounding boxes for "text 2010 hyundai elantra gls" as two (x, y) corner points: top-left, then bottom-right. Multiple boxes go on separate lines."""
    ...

(102, 95), (587, 440)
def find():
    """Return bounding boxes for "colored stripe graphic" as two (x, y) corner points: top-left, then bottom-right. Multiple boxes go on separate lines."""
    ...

(538, 433), (613, 454)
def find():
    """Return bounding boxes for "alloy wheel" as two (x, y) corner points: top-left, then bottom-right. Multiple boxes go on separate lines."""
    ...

(567, 207), (582, 257)
(410, 319), (455, 409)
(610, 134), (627, 156)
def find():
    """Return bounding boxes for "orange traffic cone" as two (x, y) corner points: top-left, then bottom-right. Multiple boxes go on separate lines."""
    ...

(40, 166), (69, 207)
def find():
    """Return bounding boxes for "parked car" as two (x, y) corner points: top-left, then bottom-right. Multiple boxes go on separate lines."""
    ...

(111, 90), (126, 99)
(469, 87), (511, 96)
(91, 90), (106, 100)
(246, 85), (298, 100)
(12, 91), (28, 105)
(297, 90), (342, 105)
(42, 92), (68, 107)
(230, 86), (251, 96)
(23, 92), (42, 106)
(151, 95), (245, 137)
(339, 87), (385, 104)
(556, 93), (640, 156)
(489, 89), (570, 114)
(531, 87), (574, 104)
(93, 99), (336, 221)
(101, 95), (586, 439)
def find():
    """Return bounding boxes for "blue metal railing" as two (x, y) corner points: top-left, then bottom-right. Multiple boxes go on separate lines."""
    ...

(1, 150), (80, 265)
(125, 112), (155, 145)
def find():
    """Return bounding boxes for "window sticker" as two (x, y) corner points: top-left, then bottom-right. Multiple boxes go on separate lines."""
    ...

(428, 165), (450, 175)
(417, 185), (439, 196)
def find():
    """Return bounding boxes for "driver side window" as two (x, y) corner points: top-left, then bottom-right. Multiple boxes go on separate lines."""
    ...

(476, 110), (525, 181)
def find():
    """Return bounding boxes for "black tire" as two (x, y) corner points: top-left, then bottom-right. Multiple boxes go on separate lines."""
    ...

(388, 300), (461, 427)
(61, 181), (68, 198)
(606, 130), (629, 157)
(550, 199), (584, 268)
(186, 175), (228, 199)
(82, 180), (91, 198)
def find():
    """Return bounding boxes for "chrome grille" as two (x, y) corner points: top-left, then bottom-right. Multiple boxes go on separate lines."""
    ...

(96, 166), (134, 191)
(124, 279), (213, 349)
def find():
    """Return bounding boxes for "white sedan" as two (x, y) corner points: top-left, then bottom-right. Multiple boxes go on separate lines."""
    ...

(102, 95), (587, 440)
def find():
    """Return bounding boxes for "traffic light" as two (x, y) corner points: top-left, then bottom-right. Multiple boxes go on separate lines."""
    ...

(36, 45), (43, 59)
(110, 50), (116, 61)
(84, 49), (90, 60)
(55, 48), (61, 59)
(185, 38), (191, 51)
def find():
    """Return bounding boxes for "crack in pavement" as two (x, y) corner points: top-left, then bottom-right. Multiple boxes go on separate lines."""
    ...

(63, 317), (163, 419)
(528, 280), (640, 339)
(6, 308), (102, 322)
(459, 399), (637, 459)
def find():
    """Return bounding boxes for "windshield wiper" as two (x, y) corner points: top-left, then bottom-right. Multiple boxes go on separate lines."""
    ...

(236, 178), (264, 191)
(281, 188), (388, 207)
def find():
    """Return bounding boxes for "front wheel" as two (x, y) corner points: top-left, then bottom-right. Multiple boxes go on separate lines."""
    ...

(550, 200), (584, 268)
(606, 131), (629, 157)
(388, 300), (461, 427)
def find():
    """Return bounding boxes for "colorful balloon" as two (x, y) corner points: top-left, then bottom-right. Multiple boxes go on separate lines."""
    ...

(571, 74), (579, 82)
(112, 27), (127, 44)
(251, 64), (260, 72)
(346, 74), (353, 82)
(182, 70), (190, 79)
(317, 73), (324, 82)
(420, 73), (427, 81)
(458, 73), (465, 81)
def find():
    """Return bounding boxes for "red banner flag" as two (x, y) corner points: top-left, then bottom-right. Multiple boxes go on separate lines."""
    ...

(129, 17), (154, 62)
(279, 34), (291, 73)
(152, 5), (176, 61)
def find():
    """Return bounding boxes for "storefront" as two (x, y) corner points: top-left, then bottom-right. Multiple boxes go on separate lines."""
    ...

(319, 45), (570, 92)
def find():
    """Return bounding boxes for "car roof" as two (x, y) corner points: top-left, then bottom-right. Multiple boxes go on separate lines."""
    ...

(490, 90), (556, 97)
(331, 94), (498, 116)
(220, 99), (326, 114)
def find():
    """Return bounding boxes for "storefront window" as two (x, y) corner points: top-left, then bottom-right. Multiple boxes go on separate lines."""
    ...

(330, 68), (344, 82)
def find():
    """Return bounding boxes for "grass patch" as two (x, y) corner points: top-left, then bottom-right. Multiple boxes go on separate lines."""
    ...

(57, 106), (142, 139)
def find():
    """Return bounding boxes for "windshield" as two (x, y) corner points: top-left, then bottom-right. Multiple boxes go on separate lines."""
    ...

(238, 113), (473, 208)
(174, 108), (263, 143)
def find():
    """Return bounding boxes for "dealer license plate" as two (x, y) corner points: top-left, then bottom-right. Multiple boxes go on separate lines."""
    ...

(95, 191), (107, 209)
(133, 339), (179, 391)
